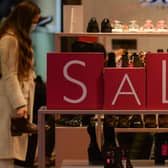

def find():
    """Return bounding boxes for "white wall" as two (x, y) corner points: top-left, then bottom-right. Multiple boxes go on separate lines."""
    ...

(82, 0), (168, 53)
(82, 0), (168, 28)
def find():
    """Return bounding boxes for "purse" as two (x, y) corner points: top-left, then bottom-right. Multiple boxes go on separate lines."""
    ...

(11, 117), (38, 136)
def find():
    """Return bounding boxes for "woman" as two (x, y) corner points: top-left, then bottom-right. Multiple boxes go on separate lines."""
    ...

(0, 1), (40, 167)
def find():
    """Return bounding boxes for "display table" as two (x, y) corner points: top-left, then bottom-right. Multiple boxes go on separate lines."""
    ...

(38, 107), (168, 168)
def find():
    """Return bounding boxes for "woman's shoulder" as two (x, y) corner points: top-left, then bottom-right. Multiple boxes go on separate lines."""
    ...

(0, 32), (18, 47)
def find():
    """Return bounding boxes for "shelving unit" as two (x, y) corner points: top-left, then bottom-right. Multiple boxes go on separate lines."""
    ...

(38, 107), (168, 168)
(55, 32), (168, 52)
(37, 32), (168, 168)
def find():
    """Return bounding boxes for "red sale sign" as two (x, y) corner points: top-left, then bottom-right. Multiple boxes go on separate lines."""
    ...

(104, 68), (146, 110)
(146, 53), (168, 109)
(47, 53), (104, 109)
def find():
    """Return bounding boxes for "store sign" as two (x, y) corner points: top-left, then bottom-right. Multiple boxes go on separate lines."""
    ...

(146, 53), (168, 109)
(104, 68), (146, 110)
(47, 52), (168, 110)
(47, 53), (104, 109)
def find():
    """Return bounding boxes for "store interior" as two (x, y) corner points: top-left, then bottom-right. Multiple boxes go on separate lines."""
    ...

(1, 0), (168, 167)
(33, 0), (168, 168)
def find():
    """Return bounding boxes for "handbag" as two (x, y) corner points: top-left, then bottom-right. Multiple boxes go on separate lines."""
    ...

(11, 117), (38, 136)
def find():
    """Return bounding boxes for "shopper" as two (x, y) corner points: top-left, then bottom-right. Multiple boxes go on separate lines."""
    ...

(0, 1), (40, 167)
(19, 75), (55, 167)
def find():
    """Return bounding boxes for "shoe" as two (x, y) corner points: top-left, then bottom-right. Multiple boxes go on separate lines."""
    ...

(102, 146), (123, 168)
(159, 115), (168, 128)
(33, 156), (55, 167)
(117, 115), (130, 128)
(87, 17), (99, 32)
(144, 115), (157, 128)
(101, 18), (112, 32)
(104, 115), (118, 128)
(46, 156), (55, 167)
(130, 115), (143, 128)
(120, 148), (133, 168)
(87, 123), (103, 165)
(11, 117), (37, 136)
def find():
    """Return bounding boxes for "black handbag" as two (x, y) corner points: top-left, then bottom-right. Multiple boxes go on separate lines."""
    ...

(11, 117), (37, 136)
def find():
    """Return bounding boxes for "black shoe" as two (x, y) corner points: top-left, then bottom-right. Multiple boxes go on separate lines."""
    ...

(103, 146), (121, 168)
(101, 18), (112, 32)
(87, 17), (99, 32)
(130, 115), (143, 128)
(87, 124), (103, 165)
(144, 115), (157, 128)
(120, 148), (133, 168)
(117, 115), (130, 128)
(158, 115), (168, 128)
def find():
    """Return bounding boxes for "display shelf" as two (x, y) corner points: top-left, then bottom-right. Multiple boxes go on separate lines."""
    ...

(115, 127), (168, 133)
(38, 107), (168, 115)
(42, 30), (168, 168)
(38, 107), (168, 168)
(55, 32), (168, 52)
(55, 32), (168, 38)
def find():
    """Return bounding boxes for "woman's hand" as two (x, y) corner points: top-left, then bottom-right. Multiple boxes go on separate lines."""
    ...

(16, 106), (28, 118)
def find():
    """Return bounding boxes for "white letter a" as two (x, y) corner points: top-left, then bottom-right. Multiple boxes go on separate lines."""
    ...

(112, 73), (141, 105)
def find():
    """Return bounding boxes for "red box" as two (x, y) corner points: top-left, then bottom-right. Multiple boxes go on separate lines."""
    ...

(104, 68), (146, 110)
(146, 53), (168, 109)
(47, 52), (104, 109)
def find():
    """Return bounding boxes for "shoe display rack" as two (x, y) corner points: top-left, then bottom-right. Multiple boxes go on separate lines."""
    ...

(38, 108), (168, 168)
(38, 32), (168, 168)
(55, 32), (168, 52)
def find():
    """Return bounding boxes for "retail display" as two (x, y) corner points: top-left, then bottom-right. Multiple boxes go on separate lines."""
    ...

(87, 123), (103, 165)
(101, 125), (133, 168)
(129, 115), (143, 128)
(53, 32), (168, 168)
(87, 120), (133, 168)
(144, 115), (157, 128)
(128, 20), (139, 32)
(112, 20), (123, 32)
(141, 19), (155, 32)
(86, 18), (168, 33)
(155, 20), (168, 32)
(158, 115), (168, 128)
(154, 133), (168, 165)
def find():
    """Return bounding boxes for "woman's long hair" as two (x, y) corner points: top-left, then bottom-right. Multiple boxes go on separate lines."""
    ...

(0, 0), (40, 80)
